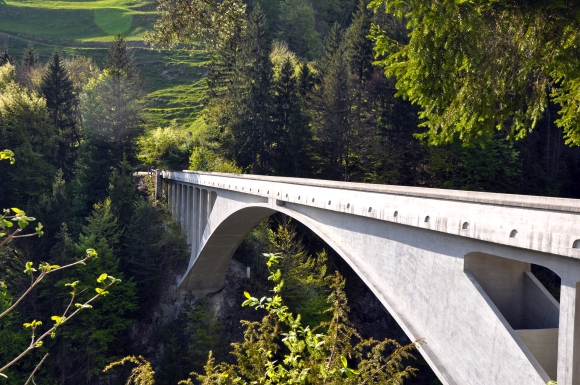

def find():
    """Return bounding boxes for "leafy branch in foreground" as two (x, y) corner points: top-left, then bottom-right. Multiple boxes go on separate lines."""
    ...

(0, 258), (121, 379)
(0, 149), (119, 382)
(184, 253), (418, 385)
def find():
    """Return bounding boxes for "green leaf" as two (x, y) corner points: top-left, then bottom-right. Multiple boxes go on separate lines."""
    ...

(35, 341), (43, 347)
(86, 248), (98, 258)
(341, 356), (347, 368)
(24, 261), (37, 274)
(11, 208), (23, 215)
(65, 281), (79, 287)
(97, 273), (108, 283)
(75, 303), (93, 309)
(244, 291), (251, 299)
(51, 315), (66, 325)
(95, 287), (104, 294)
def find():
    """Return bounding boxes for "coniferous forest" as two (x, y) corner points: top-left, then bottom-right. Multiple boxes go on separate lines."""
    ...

(1, 0), (580, 384)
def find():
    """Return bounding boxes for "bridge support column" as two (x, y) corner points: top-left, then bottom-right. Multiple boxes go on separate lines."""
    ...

(187, 186), (193, 245)
(558, 281), (580, 385)
(201, 189), (208, 241)
(193, 187), (200, 255)
(172, 182), (178, 218)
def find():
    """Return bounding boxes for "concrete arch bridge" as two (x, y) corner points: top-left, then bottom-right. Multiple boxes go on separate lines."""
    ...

(157, 170), (580, 385)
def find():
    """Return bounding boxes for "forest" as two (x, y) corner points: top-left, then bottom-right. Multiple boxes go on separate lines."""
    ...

(1, 0), (580, 384)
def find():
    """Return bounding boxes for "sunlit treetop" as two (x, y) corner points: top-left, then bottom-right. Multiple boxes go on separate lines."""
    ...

(145, 0), (247, 51)
(369, 0), (580, 146)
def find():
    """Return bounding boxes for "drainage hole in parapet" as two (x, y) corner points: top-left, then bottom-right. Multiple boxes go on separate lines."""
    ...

(573, 239), (580, 249)
(312, 198), (315, 202)
(328, 200), (331, 205)
(394, 211), (398, 217)
(424, 216), (430, 223)
(298, 196), (301, 200)
(347, 203), (350, 209)
(462, 222), (469, 230)
(278, 192), (280, 196)
(286, 194), (288, 198)
(368, 207), (372, 212)
(510, 229), (518, 238)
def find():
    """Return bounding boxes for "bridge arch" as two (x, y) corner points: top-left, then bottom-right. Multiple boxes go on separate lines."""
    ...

(178, 200), (458, 383)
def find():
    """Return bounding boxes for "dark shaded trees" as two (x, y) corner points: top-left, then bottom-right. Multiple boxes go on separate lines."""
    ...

(41, 50), (81, 180)
(271, 58), (312, 176)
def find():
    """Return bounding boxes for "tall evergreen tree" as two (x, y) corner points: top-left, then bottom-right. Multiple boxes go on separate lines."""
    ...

(21, 42), (38, 67)
(228, 4), (274, 173)
(0, 44), (11, 66)
(345, 0), (374, 84)
(103, 33), (138, 82)
(41, 50), (80, 180)
(311, 26), (353, 180)
(73, 37), (142, 225)
(272, 58), (312, 176)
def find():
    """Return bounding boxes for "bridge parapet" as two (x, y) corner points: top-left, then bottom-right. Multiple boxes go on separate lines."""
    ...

(160, 170), (580, 259)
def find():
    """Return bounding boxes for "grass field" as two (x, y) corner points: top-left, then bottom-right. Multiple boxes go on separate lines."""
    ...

(0, 0), (209, 130)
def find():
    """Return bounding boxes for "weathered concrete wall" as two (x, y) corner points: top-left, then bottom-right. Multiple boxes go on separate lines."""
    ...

(517, 329), (559, 380)
(161, 171), (580, 385)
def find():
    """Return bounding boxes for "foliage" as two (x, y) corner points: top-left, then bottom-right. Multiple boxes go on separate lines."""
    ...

(277, 0), (322, 60)
(137, 124), (194, 170)
(57, 198), (137, 382)
(146, 0), (247, 50)
(0, 151), (120, 383)
(369, 0), (580, 146)
(104, 356), (155, 385)
(189, 146), (241, 174)
(0, 67), (56, 207)
(185, 253), (417, 385)
(267, 218), (328, 325)
(63, 56), (101, 94)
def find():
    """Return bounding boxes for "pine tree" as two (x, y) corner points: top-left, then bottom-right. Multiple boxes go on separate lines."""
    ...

(0, 44), (11, 66)
(345, 0), (374, 84)
(319, 23), (344, 75)
(228, 4), (274, 174)
(21, 42), (38, 67)
(41, 50), (80, 180)
(103, 33), (138, 82)
(311, 27), (353, 180)
(272, 58), (312, 176)
(298, 62), (315, 98)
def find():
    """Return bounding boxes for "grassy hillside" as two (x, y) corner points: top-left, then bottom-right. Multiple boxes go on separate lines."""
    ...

(0, 0), (209, 130)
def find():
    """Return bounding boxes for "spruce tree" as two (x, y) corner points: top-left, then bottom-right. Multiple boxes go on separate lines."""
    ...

(0, 44), (11, 66)
(41, 50), (80, 180)
(312, 26), (353, 180)
(103, 33), (138, 82)
(21, 42), (38, 67)
(345, 0), (374, 84)
(272, 58), (312, 176)
(319, 23), (344, 75)
(229, 4), (274, 174)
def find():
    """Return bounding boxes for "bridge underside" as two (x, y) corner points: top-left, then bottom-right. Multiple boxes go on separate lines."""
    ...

(162, 174), (580, 385)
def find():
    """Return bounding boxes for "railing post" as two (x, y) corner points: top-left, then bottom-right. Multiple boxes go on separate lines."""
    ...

(155, 170), (162, 200)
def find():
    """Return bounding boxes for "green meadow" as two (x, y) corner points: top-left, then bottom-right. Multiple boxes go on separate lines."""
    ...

(0, 0), (209, 130)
